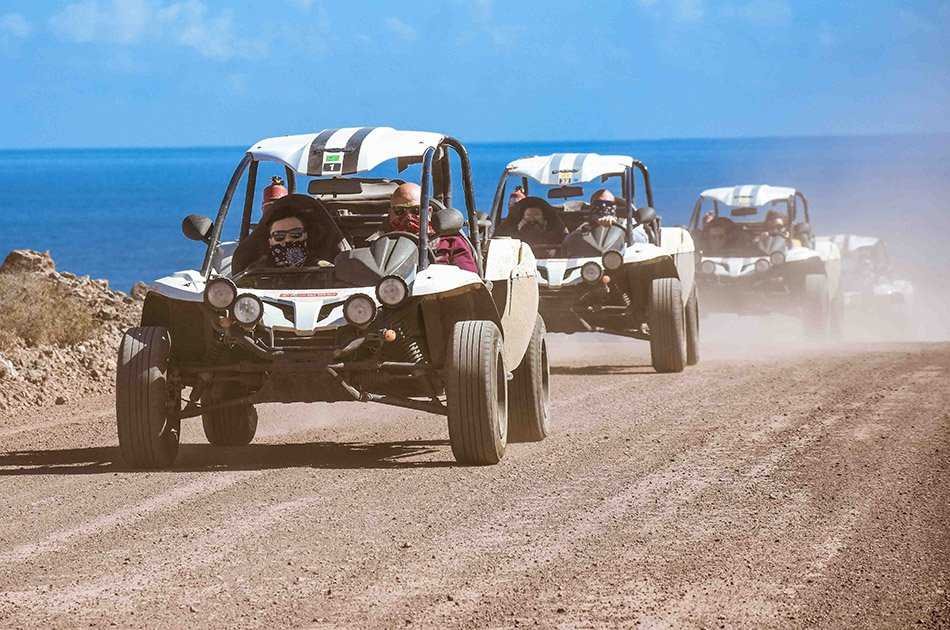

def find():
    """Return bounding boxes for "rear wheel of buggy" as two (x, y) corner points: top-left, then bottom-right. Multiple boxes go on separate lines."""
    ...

(116, 326), (179, 469)
(202, 383), (258, 446)
(446, 320), (508, 465)
(802, 274), (830, 338)
(508, 314), (551, 443)
(684, 284), (700, 366)
(649, 277), (687, 373)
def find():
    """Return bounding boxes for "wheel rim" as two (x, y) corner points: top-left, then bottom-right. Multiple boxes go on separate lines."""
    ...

(495, 351), (508, 442)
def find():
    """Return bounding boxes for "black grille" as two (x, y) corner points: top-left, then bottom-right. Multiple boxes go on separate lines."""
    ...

(271, 330), (339, 351)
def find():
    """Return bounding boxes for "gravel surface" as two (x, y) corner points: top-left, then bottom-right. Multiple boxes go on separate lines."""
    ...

(0, 336), (947, 629)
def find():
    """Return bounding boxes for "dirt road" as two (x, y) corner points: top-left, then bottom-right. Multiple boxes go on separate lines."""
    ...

(0, 335), (948, 629)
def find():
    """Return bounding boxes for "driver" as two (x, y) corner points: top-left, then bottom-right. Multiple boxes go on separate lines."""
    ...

(756, 210), (790, 252)
(587, 189), (619, 227)
(509, 197), (567, 247)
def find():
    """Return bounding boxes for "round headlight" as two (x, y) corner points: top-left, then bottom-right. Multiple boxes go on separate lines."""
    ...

(770, 251), (786, 266)
(602, 250), (623, 271)
(376, 276), (408, 307)
(755, 259), (771, 273)
(204, 278), (236, 309)
(232, 294), (263, 326)
(581, 261), (602, 283)
(343, 294), (377, 327)
(700, 260), (717, 274)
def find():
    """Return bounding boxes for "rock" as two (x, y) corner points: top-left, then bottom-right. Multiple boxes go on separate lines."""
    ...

(131, 281), (149, 301)
(55, 396), (66, 405)
(0, 355), (17, 380)
(0, 249), (56, 275)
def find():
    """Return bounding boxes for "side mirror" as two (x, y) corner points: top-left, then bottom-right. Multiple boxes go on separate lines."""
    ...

(182, 214), (213, 242)
(432, 208), (465, 236)
(635, 206), (657, 225)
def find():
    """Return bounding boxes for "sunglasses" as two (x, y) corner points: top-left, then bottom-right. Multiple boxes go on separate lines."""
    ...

(392, 204), (421, 217)
(591, 200), (616, 211)
(270, 227), (306, 242)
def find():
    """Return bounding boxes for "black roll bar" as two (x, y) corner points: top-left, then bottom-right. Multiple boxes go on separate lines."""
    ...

(202, 153), (252, 278)
(440, 137), (483, 274)
(239, 160), (259, 241)
(624, 166), (634, 246)
(487, 167), (513, 239)
(418, 146), (436, 271)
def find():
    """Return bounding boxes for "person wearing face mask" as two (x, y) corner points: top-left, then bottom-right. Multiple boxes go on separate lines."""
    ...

(586, 189), (619, 228)
(504, 196), (567, 248)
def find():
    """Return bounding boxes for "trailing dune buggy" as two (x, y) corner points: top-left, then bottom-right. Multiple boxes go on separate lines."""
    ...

(117, 127), (549, 468)
(830, 233), (914, 324)
(688, 185), (843, 336)
(488, 153), (699, 373)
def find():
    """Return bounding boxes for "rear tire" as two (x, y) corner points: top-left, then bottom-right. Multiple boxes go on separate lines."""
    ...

(685, 284), (700, 366)
(446, 320), (508, 465)
(508, 315), (551, 443)
(649, 277), (687, 373)
(202, 383), (258, 446)
(116, 326), (179, 469)
(803, 274), (830, 338)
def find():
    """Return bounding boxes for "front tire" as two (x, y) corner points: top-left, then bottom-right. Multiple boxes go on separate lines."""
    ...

(649, 277), (687, 373)
(116, 326), (179, 469)
(202, 383), (258, 446)
(508, 315), (551, 443)
(684, 283), (700, 366)
(446, 320), (508, 465)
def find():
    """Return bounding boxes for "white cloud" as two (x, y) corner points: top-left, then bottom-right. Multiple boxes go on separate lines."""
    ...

(49, 0), (258, 60)
(0, 13), (32, 39)
(384, 16), (416, 42)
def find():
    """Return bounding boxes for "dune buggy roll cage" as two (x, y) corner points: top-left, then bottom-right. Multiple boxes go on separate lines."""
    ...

(688, 191), (810, 231)
(488, 160), (658, 247)
(199, 137), (482, 279)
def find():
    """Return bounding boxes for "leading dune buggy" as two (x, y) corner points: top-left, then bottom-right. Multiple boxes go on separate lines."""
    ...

(688, 185), (843, 336)
(488, 153), (699, 373)
(117, 127), (549, 468)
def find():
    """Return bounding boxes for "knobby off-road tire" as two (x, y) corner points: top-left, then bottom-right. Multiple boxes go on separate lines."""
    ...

(508, 314), (551, 443)
(684, 283), (700, 366)
(116, 326), (179, 469)
(803, 274), (830, 338)
(202, 383), (258, 446)
(649, 277), (687, 373)
(446, 320), (508, 465)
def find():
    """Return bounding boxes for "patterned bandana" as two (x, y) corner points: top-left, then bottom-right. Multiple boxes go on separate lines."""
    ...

(270, 240), (309, 267)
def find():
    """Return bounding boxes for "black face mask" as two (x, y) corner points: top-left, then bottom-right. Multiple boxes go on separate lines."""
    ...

(270, 240), (308, 267)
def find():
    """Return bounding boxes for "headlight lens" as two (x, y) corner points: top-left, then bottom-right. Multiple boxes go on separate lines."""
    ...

(343, 294), (377, 327)
(755, 259), (771, 273)
(204, 278), (236, 309)
(376, 276), (409, 307)
(700, 260), (717, 274)
(232, 294), (263, 326)
(581, 261), (602, 283)
(770, 251), (786, 266)
(602, 250), (623, 270)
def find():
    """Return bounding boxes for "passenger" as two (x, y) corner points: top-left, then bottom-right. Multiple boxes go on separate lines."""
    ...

(703, 217), (733, 254)
(387, 182), (477, 273)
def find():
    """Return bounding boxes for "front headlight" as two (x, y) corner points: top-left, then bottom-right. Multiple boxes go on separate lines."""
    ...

(376, 276), (408, 307)
(581, 261), (602, 283)
(232, 294), (263, 326)
(754, 259), (771, 273)
(204, 278), (237, 309)
(770, 251), (786, 266)
(700, 260), (716, 274)
(602, 250), (623, 271)
(343, 294), (377, 327)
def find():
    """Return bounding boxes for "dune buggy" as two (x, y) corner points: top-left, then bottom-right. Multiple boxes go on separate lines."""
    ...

(688, 185), (843, 336)
(830, 233), (914, 323)
(117, 127), (549, 468)
(488, 153), (699, 373)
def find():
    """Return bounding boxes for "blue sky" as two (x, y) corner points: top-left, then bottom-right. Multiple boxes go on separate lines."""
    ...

(1, 0), (948, 148)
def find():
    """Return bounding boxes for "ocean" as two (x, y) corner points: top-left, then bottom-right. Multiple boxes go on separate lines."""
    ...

(1, 135), (948, 293)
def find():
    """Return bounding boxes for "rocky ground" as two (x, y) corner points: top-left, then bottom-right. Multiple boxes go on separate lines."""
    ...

(0, 250), (142, 416)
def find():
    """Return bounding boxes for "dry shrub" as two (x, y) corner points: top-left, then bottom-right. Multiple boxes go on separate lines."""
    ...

(0, 272), (96, 350)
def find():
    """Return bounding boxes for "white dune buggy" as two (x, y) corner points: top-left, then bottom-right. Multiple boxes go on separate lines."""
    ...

(688, 185), (843, 336)
(488, 153), (699, 373)
(830, 234), (914, 322)
(117, 127), (549, 468)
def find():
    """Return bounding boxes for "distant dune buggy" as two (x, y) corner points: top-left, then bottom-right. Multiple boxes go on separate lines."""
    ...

(689, 185), (843, 336)
(488, 153), (699, 373)
(117, 127), (548, 468)
(830, 233), (914, 324)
